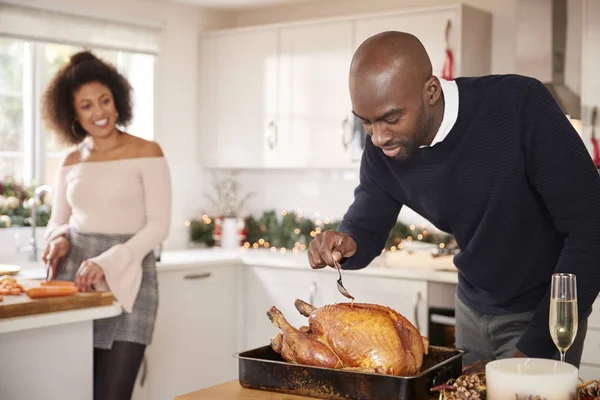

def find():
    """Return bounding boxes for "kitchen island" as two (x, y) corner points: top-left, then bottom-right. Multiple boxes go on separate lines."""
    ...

(0, 291), (121, 400)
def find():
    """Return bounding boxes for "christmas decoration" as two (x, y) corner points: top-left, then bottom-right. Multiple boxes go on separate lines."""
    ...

(0, 176), (51, 228)
(188, 209), (454, 253)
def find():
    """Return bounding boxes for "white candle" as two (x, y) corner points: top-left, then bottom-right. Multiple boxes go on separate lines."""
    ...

(486, 358), (578, 400)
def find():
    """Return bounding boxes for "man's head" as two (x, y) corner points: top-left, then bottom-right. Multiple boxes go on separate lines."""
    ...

(350, 31), (444, 161)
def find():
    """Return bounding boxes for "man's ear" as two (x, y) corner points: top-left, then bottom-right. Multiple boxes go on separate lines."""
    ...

(424, 76), (442, 106)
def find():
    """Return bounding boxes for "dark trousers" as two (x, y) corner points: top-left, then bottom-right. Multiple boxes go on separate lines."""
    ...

(455, 296), (587, 367)
(94, 341), (146, 400)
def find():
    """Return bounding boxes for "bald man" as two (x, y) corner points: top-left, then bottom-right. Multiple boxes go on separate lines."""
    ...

(308, 31), (600, 371)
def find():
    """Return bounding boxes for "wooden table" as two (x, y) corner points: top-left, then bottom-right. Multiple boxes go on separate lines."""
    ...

(175, 380), (320, 399)
(175, 380), (442, 399)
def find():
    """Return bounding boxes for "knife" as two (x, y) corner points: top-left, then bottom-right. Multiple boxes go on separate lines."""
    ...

(45, 260), (54, 282)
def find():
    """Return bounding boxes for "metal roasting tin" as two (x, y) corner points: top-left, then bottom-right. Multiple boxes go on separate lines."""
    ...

(234, 345), (466, 400)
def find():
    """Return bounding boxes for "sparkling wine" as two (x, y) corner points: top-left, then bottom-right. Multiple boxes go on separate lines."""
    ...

(549, 298), (578, 352)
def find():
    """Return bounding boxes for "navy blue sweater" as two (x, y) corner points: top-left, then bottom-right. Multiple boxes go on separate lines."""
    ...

(338, 74), (600, 358)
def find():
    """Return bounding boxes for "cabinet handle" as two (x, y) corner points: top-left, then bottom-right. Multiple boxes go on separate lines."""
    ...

(183, 272), (212, 280)
(340, 117), (352, 150)
(414, 291), (422, 332)
(309, 281), (317, 305)
(140, 355), (147, 387)
(267, 120), (278, 149)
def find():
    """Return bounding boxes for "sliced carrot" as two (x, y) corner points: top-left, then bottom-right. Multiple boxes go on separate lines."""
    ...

(26, 286), (78, 299)
(9, 288), (21, 295)
(0, 289), (9, 295)
(40, 280), (76, 287)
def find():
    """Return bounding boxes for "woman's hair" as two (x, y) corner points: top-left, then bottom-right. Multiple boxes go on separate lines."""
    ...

(41, 50), (133, 145)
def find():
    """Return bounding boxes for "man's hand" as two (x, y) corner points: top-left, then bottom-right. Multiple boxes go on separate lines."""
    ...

(75, 260), (105, 292)
(461, 360), (490, 375)
(41, 236), (69, 275)
(308, 230), (357, 269)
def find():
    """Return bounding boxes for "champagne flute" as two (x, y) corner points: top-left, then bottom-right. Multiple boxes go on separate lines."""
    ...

(549, 273), (578, 363)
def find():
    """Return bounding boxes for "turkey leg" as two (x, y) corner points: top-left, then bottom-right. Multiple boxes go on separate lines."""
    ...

(267, 306), (344, 369)
(294, 298), (317, 317)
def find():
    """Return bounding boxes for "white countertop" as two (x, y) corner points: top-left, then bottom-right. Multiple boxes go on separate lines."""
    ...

(0, 302), (122, 334)
(157, 247), (459, 284)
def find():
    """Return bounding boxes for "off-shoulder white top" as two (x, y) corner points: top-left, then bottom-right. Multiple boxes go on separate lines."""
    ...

(45, 157), (172, 312)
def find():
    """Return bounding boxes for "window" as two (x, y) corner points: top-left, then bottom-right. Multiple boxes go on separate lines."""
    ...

(0, 37), (156, 185)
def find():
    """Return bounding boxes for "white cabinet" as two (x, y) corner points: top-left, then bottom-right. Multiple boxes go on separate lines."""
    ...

(199, 29), (280, 168)
(198, 5), (491, 169)
(278, 21), (356, 168)
(580, 298), (600, 381)
(146, 265), (240, 400)
(354, 4), (492, 78)
(243, 266), (327, 349)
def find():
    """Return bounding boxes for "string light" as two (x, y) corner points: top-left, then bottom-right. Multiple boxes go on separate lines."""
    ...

(390, 246), (397, 252)
(294, 228), (301, 234)
(316, 219), (322, 225)
(184, 220), (191, 227)
(281, 209), (288, 216)
(264, 242), (270, 248)
(253, 243), (259, 249)
(439, 243), (446, 249)
(292, 247), (299, 253)
(410, 224), (415, 231)
(244, 242), (251, 248)
(280, 248), (287, 254)
(315, 227), (322, 234)
(271, 247), (277, 253)
(324, 218), (330, 224)
(300, 244), (306, 250)
(417, 234), (423, 240)
(258, 238), (265, 245)
(407, 236), (413, 241)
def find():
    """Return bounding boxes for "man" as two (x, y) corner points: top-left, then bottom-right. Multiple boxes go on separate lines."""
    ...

(308, 31), (600, 371)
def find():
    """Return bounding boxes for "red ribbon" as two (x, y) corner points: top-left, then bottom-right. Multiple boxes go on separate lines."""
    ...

(442, 48), (454, 80)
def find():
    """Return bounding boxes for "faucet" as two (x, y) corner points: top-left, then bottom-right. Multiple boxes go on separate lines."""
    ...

(26, 184), (53, 261)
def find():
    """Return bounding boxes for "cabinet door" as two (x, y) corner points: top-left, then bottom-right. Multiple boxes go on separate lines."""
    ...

(208, 29), (279, 168)
(354, 9), (457, 78)
(328, 273), (429, 336)
(198, 35), (219, 168)
(243, 266), (326, 350)
(278, 21), (356, 168)
(147, 266), (239, 399)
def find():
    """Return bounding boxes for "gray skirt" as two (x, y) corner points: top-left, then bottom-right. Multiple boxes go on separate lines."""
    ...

(55, 229), (159, 350)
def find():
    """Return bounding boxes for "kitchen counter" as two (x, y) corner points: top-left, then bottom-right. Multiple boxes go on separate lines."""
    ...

(176, 380), (440, 400)
(157, 247), (459, 284)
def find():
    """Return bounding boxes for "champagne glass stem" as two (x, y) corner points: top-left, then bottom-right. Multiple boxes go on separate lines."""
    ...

(560, 350), (566, 363)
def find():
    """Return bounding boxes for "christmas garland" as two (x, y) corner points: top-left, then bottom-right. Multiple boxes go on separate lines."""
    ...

(188, 209), (455, 251)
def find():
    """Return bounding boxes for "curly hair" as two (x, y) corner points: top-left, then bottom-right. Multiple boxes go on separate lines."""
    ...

(41, 50), (133, 145)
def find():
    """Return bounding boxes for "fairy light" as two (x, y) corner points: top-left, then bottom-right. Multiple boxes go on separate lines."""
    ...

(295, 242), (301, 247)
(264, 242), (270, 248)
(316, 219), (322, 226)
(315, 227), (322, 234)
(310, 231), (316, 237)
(407, 236), (413, 241)
(390, 246), (397, 252)
(281, 209), (288, 216)
(253, 243), (259, 249)
(184, 220), (191, 227)
(244, 242), (251, 248)
(258, 238), (265, 245)
(439, 243), (446, 249)
(280, 248), (287, 254)
(417, 234), (423, 240)
(410, 224), (415, 231)
(300, 244), (306, 250)
(271, 247), (277, 253)
(294, 228), (301, 235)
(292, 247), (299, 253)
(324, 218), (330, 224)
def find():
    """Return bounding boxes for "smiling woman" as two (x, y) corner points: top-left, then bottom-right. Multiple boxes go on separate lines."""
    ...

(39, 50), (172, 400)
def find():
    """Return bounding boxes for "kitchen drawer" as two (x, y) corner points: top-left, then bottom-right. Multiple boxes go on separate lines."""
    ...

(579, 363), (600, 382)
(581, 329), (600, 365)
(589, 299), (600, 329)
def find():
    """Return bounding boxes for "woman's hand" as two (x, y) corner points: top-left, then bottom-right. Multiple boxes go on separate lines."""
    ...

(75, 260), (105, 292)
(41, 236), (70, 275)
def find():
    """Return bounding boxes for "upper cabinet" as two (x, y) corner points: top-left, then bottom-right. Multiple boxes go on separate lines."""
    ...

(198, 4), (492, 169)
(354, 5), (492, 78)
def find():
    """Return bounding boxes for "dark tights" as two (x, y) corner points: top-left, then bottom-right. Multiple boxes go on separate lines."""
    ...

(94, 341), (146, 400)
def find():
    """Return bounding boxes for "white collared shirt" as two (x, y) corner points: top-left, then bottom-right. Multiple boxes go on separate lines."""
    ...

(420, 78), (459, 148)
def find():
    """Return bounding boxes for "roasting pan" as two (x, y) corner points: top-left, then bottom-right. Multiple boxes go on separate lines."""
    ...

(234, 345), (465, 400)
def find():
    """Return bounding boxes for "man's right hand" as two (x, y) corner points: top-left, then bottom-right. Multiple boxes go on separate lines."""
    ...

(41, 235), (70, 271)
(308, 230), (357, 269)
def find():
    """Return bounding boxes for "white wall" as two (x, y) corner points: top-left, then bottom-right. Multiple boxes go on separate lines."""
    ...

(5, 0), (236, 250)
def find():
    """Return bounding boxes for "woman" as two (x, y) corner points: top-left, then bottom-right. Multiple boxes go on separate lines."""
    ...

(40, 50), (171, 400)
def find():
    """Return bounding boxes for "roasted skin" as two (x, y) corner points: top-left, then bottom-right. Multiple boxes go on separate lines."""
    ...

(267, 299), (429, 376)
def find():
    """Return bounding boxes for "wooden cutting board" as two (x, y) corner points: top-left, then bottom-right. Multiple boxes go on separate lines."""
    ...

(0, 290), (115, 319)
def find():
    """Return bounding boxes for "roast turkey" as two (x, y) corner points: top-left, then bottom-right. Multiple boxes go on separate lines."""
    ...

(267, 299), (429, 376)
